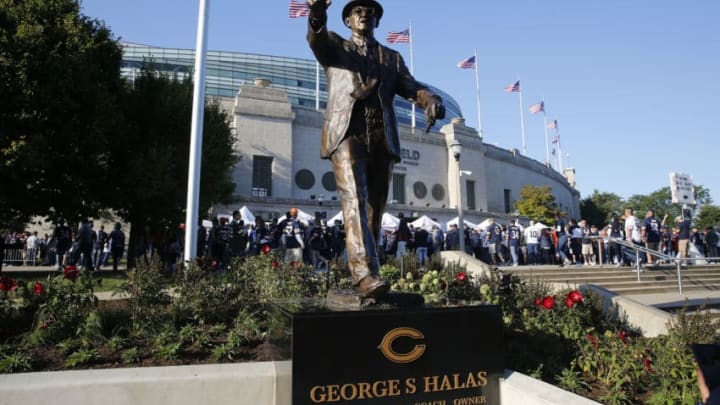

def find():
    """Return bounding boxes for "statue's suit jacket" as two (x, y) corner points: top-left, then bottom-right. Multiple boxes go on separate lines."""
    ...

(307, 23), (440, 163)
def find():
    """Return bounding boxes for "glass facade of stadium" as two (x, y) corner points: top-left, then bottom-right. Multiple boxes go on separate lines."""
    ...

(120, 42), (463, 128)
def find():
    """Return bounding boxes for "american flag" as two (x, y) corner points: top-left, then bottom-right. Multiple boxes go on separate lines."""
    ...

(547, 120), (558, 129)
(551, 149), (556, 156)
(386, 29), (410, 43)
(529, 101), (544, 114)
(289, 0), (309, 18)
(552, 136), (559, 144)
(457, 56), (476, 69)
(504, 80), (520, 93)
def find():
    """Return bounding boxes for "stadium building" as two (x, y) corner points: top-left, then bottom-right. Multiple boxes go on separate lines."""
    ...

(121, 42), (580, 224)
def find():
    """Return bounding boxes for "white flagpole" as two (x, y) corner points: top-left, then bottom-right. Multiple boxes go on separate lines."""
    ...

(474, 48), (483, 138)
(542, 99), (550, 165)
(315, 61), (320, 110)
(556, 124), (564, 171)
(517, 74), (527, 155)
(409, 19), (416, 131)
(184, 0), (210, 261)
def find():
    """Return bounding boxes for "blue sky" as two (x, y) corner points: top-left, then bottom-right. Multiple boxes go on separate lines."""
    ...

(80, 0), (720, 204)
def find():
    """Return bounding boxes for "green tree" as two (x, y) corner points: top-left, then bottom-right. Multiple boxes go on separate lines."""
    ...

(696, 205), (720, 229)
(0, 0), (123, 225)
(626, 186), (712, 224)
(580, 190), (624, 227)
(514, 185), (558, 224)
(110, 68), (238, 265)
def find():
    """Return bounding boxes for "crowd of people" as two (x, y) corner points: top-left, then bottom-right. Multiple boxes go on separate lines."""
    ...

(0, 221), (126, 272)
(2, 206), (718, 273)
(191, 207), (719, 272)
(450, 208), (718, 269)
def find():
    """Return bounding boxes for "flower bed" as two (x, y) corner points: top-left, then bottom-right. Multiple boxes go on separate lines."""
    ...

(1, 253), (716, 404)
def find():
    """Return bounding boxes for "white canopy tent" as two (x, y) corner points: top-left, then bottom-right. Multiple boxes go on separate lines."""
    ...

(475, 218), (492, 231)
(446, 217), (476, 230)
(381, 213), (400, 231)
(531, 221), (550, 230)
(410, 215), (441, 232)
(326, 211), (399, 231)
(239, 206), (256, 225)
(328, 211), (344, 225)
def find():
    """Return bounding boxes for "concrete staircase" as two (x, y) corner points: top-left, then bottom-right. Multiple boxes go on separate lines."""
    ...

(501, 263), (720, 295)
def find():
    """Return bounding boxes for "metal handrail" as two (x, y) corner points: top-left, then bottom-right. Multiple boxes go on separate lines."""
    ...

(608, 237), (720, 294)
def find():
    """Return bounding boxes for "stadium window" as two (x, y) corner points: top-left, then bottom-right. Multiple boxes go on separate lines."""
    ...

(392, 173), (406, 204)
(252, 156), (273, 197)
(466, 180), (476, 211)
(504, 189), (512, 214)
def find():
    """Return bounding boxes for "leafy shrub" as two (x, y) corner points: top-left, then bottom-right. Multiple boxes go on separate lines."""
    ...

(0, 351), (32, 373)
(64, 348), (99, 368)
(121, 347), (140, 364)
(118, 257), (172, 333)
(1, 248), (716, 405)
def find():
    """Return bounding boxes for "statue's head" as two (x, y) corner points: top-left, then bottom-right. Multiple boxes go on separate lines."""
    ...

(342, 0), (383, 33)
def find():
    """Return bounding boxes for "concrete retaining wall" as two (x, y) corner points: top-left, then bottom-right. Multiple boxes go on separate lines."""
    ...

(549, 282), (673, 337)
(582, 285), (674, 337)
(440, 252), (673, 337)
(0, 362), (600, 405)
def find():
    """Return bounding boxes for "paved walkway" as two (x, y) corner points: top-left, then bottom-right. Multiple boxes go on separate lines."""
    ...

(0, 264), (127, 273)
(624, 291), (720, 308)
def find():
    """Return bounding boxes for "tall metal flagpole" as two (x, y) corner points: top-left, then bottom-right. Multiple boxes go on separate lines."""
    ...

(556, 123), (564, 171)
(542, 99), (550, 165)
(315, 61), (320, 110)
(409, 19), (416, 131)
(517, 74), (527, 155)
(474, 48), (483, 138)
(183, 0), (210, 261)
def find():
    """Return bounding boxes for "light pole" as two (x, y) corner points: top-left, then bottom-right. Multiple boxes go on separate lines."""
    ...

(450, 140), (464, 253)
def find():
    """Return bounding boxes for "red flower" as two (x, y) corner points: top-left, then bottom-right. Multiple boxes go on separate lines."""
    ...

(643, 358), (655, 374)
(39, 318), (54, 330)
(534, 297), (542, 306)
(564, 296), (575, 308)
(33, 282), (44, 295)
(261, 245), (271, 254)
(272, 261), (279, 269)
(211, 260), (218, 269)
(0, 276), (18, 292)
(542, 296), (554, 309)
(456, 272), (467, 281)
(619, 330), (628, 344)
(63, 265), (80, 282)
(568, 290), (584, 303)
(586, 333), (598, 350)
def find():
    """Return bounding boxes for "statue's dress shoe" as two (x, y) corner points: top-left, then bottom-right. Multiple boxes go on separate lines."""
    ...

(355, 275), (390, 298)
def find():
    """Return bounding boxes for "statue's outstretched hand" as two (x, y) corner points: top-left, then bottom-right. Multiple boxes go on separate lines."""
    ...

(307, 0), (331, 13)
(425, 97), (446, 133)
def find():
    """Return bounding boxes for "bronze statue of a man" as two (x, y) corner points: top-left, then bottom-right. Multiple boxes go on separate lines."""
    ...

(306, 0), (445, 298)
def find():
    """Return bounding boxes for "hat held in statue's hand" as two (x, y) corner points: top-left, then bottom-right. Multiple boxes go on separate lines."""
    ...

(342, 0), (383, 26)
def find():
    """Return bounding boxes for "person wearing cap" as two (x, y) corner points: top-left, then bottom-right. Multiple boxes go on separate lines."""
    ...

(306, 0), (445, 298)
